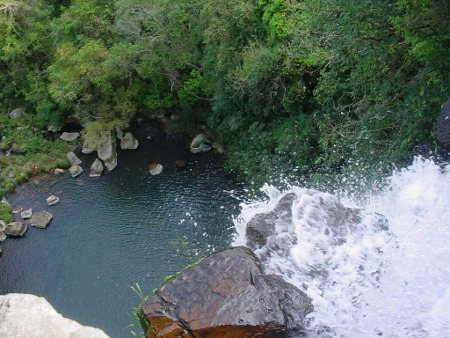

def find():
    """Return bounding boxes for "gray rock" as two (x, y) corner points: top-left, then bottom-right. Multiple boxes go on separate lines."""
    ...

(30, 211), (53, 229)
(246, 193), (296, 250)
(69, 164), (83, 177)
(97, 130), (117, 171)
(120, 132), (139, 150)
(60, 132), (80, 142)
(46, 195), (60, 206)
(0, 221), (6, 241)
(142, 247), (312, 337)
(149, 163), (163, 175)
(434, 96), (450, 155)
(89, 159), (104, 177)
(81, 139), (96, 154)
(54, 168), (65, 175)
(115, 127), (124, 140)
(21, 209), (33, 219)
(0, 293), (110, 338)
(47, 124), (61, 133)
(5, 222), (27, 237)
(190, 133), (212, 153)
(66, 151), (81, 166)
(9, 108), (25, 119)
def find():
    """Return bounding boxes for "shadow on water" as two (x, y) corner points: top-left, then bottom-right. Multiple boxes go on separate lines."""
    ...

(0, 136), (244, 337)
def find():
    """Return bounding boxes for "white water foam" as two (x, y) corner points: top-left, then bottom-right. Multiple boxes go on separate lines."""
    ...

(233, 157), (450, 337)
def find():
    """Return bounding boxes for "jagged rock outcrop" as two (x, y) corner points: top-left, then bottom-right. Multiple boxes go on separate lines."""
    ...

(60, 132), (80, 142)
(190, 134), (212, 153)
(30, 211), (53, 229)
(90, 159), (104, 177)
(434, 96), (450, 157)
(141, 246), (313, 337)
(120, 132), (139, 150)
(0, 293), (110, 338)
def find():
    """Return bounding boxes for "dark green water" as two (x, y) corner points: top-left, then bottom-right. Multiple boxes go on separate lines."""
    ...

(0, 136), (243, 337)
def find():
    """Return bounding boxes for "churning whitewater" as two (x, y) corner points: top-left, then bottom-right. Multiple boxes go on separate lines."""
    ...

(233, 157), (450, 337)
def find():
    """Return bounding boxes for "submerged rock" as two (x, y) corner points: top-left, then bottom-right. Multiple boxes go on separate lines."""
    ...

(141, 247), (312, 337)
(90, 159), (104, 177)
(46, 195), (60, 206)
(149, 163), (163, 175)
(190, 133), (212, 153)
(60, 132), (80, 142)
(120, 132), (139, 150)
(0, 293), (110, 338)
(30, 211), (53, 229)
(66, 151), (81, 166)
(5, 222), (27, 237)
(69, 164), (83, 178)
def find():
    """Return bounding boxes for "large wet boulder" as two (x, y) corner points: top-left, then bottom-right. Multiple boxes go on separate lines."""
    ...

(246, 189), (389, 256)
(148, 163), (163, 175)
(30, 211), (53, 229)
(190, 134), (212, 153)
(0, 293), (110, 338)
(141, 246), (313, 337)
(434, 96), (450, 156)
(120, 132), (139, 150)
(97, 130), (117, 171)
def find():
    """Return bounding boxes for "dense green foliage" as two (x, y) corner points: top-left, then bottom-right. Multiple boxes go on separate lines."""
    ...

(1, 0), (449, 185)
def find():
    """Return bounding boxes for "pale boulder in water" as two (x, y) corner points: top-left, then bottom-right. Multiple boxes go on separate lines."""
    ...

(69, 164), (83, 177)
(46, 195), (60, 206)
(190, 134), (212, 153)
(5, 222), (27, 237)
(90, 159), (104, 177)
(30, 211), (53, 229)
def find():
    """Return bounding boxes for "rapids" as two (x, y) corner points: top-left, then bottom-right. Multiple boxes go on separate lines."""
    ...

(233, 157), (450, 337)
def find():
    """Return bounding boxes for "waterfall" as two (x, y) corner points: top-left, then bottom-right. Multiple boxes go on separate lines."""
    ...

(233, 157), (450, 337)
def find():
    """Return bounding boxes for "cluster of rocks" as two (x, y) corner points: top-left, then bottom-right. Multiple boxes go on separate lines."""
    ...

(0, 198), (54, 244)
(58, 128), (139, 178)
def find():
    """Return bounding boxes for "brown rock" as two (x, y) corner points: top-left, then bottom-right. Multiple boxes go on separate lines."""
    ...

(141, 247), (312, 337)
